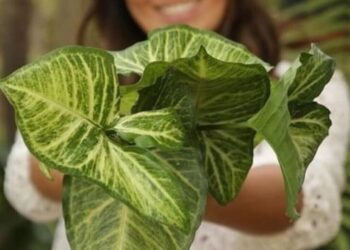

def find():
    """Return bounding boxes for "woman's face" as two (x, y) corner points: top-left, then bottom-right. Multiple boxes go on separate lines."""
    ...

(125, 0), (229, 32)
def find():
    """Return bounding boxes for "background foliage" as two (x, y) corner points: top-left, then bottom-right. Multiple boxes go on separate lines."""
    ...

(0, 0), (348, 249)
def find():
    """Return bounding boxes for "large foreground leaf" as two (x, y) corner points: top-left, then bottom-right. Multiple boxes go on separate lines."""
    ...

(64, 71), (207, 250)
(64, 145), (206, 250)
(248, 45), (334, 218)
(0, 46), (192, 231)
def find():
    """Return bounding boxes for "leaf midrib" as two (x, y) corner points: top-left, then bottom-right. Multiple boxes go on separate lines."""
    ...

(6, 84), (103, 129)
(117, 126), (180, 142)
(115, 205), (129, 250)
(114, 146), (186, 221)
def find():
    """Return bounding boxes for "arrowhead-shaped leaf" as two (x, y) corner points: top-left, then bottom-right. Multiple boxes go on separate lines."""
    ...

(64, 144), (206, 250)
(126, 48), (270, 204)
(176, 50), (270, 204)
(0, 46), (192, 231)
(64, 69), (207, 250)
(115, 25), (274, 204)
(248, 45), (334, 218)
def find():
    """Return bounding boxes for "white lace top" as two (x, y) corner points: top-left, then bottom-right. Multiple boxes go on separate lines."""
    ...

(4, 63), (350, 250)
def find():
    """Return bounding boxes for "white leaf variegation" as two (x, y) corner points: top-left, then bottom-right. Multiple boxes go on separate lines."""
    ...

(289, 103), (331, 166)
(0, 46), (192, 231)
(112, 108), (185, 150)
(64, 145), (206, 250)
(113, 25), (271, 75)
(287, 45), (336, 104)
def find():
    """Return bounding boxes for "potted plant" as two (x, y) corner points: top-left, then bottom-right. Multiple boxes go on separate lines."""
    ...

(0, 25), (335, 250)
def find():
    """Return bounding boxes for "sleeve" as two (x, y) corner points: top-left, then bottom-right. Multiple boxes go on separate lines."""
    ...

(3, 132), (62, 223)
(191, 70), (350, 250)
(52, 217), (71, 250)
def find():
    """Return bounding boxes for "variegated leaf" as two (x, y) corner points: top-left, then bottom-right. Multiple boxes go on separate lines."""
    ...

(112, 108), (185, 150)
(248, 45), (334, 218)
(0, 46), (191, 231)
(289, 103), (331, 167)
(287, 44), (335, 104)
(129, 65), (195, 133)
(113, 25), (271, 75)
(64, 71), (206, 250)
(64, 145), (206, 250)
(130, 48), (270, 204)
(199, 128), (255, 203)
(119, 91), (138, 115)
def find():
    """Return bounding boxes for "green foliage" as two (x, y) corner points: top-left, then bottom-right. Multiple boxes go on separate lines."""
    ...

(111, 108), (185, 150)
(248, 45), (334, 218)
(0, 25), (335, 249)
(0, 46), (194, 232)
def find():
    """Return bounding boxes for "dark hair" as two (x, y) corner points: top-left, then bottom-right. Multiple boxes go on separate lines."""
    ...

(78, 0), (280, 65)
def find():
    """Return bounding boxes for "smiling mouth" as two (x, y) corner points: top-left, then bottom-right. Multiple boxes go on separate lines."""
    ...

(155, 0), (201, 17)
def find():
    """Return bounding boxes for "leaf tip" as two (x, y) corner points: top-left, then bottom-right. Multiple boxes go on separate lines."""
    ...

(286, 207), (300, 221)
(38, 162), (54, 180)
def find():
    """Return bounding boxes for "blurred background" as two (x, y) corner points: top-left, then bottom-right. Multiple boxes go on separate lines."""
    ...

(0, 0), (349, 249)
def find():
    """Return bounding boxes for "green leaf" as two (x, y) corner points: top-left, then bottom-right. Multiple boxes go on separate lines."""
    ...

(64, 66), (207, 250)
(287, 44), (336, 104)
(65, 177), (181, 250)
(64, 144), (206, 250)
(248, 45), (334, 218)
(115, 24), (272, 203)
(0, 46), (192, 231)
(119, 91), (138, 115)
(112, 108), (185, 150)
(113, 25), (271, 75)
(289, 103), (331, 167)
(130, 48), (270, 204)
(129, 65), (195, 133)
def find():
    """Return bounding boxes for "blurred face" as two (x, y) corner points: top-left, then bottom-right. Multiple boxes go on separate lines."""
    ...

(125, 0), (229, 32)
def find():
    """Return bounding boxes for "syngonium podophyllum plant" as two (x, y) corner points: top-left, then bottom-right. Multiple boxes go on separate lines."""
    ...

(0, 25), (335, 250)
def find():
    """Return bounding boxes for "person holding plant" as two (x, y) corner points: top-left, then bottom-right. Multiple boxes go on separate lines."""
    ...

(4, 0), (350, 249)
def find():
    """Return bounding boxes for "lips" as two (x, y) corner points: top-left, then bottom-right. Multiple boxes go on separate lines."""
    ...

(155, 0), (201, 23)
